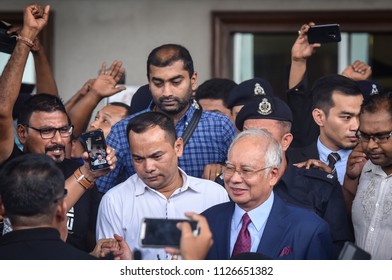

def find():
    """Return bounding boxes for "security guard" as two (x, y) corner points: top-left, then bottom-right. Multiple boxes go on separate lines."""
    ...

(221, 84), (354, 258)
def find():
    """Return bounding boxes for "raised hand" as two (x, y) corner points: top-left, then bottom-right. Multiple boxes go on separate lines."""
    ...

(341, 60), (372, 81)
(91, 60), (127, 98)
(291, 22), (321, 62)
(345, 143), (367, 180)
(20, 4), (50, 40)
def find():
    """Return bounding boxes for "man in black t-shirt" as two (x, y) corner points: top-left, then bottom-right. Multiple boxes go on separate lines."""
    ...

(0, 8), (116, 253)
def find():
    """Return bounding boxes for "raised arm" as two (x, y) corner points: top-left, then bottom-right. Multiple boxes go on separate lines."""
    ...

(0, 4), (50, 165)
(289, 22), (320, 89)
(32, 36), (58, 95)
(68, 60), (126, 137)
(64, 146), (116, 211)
(64, 79), (95, 113)
(7, 23), (58, 96)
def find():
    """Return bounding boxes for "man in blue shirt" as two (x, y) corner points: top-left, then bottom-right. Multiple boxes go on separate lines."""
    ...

(96, 44), (236, 193)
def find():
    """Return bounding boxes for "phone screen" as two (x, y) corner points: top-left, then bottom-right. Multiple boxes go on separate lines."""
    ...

(79, 129), (110, 171)
(139, 218), (199, 248)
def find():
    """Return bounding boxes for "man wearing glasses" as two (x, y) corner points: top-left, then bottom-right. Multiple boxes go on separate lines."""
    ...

(344, 92), (392, 260)
(3, 94), (115, 253)
(0, 4), (116, 253)
(202, 129), (335, 259)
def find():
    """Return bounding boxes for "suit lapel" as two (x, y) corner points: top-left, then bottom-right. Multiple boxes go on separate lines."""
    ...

(257, 194), (288, 257)
(212, 203), (235, 259)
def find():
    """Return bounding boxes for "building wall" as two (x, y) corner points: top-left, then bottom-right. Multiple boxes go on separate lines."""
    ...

(1, 0), (392, 102)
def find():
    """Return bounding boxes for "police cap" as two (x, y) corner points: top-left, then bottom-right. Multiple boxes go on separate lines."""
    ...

(355, 80), (384, 100)
(227, 77), (274, 109)
(235, 95), (293, 131)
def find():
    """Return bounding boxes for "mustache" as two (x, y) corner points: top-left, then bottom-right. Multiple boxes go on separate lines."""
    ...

(45, 144), (65, 153)
(159, 96), (179, 102)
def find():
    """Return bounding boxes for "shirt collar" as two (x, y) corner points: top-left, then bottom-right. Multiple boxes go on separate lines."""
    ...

(363, 160), (392, 178)
(233, 192), (274, 232)
(317, 137), (351, 163)
(134, 167), (201, 196)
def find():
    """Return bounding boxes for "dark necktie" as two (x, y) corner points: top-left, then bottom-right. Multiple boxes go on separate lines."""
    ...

(232, 213), (252, 257)
(327, 152), (340, 177)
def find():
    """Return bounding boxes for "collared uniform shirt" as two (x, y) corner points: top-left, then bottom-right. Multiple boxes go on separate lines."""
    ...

(352, 160), (392, 259)
(96, 168), (230, 260)
(96, 102), (236, 193)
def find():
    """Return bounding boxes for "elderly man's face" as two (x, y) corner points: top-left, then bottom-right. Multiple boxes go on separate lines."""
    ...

(224, 136), (279, 212)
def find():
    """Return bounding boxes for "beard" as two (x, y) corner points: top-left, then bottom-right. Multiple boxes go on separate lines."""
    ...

(44, 144), (66, 163)
(155, 96), (189, 115)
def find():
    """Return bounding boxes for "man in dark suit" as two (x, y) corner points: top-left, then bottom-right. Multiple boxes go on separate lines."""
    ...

(234, 93), (354, 256)
(202, 129), (335, 260)
(287, 74), (363, 185)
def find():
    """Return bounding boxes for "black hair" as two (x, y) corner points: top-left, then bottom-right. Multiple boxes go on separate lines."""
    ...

(17, 93), (71, 126)
(108, 102), (132, 117)
(0, 154), (65, 220)
(147, 44), (194, 79)
(311, 74), (362, 116)
(126, 112), (177, 145)
(361, 91), (392, 118)
(195, 78), (237, 108)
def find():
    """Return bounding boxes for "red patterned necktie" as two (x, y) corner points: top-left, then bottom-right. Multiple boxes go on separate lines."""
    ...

(232, 213), (252, 257)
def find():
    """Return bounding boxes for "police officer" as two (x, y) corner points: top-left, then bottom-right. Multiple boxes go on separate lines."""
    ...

(223, 85), (354, 258)
(226, 77), (274, 124)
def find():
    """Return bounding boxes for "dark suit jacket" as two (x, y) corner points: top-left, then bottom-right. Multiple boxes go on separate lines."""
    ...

(202, 194), (335, 260)
(0, 227), (96, 260)
(274, 164), (354, 256)
(286, 141), (319, 164)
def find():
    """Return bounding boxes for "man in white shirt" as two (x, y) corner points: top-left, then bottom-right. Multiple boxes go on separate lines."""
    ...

(93, 154), (107, 166)
(344, 92), (392, 259)
(96, 112), (229, 260)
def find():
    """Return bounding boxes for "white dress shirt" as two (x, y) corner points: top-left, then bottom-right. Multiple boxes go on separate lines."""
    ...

(352, 160), (392, 259)
(96, 168), (229, 260)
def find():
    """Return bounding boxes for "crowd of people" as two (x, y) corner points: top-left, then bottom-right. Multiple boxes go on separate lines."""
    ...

(0, 3), (391, 260)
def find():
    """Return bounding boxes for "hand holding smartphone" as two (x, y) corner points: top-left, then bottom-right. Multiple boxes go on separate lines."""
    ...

(307, 24), (341, 44)
(79, 129), (110, 171)
(139, 218), (200, 248)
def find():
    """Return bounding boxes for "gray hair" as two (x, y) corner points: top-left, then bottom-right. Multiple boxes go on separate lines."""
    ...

(228, 128), (282, 173)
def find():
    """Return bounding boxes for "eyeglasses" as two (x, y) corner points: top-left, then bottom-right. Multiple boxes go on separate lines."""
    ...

(24, 124), (74, 139)
(53, 189), (68, 203)
(223, 162), (272, 179)
(356, 130), (392, 144)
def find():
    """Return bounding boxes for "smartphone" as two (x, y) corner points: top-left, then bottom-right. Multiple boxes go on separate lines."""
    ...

(338, 241), (371, 260)
(307, 24), (341, 44)
(139, 218), (199, 248)
(79, 129), (110, 171)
